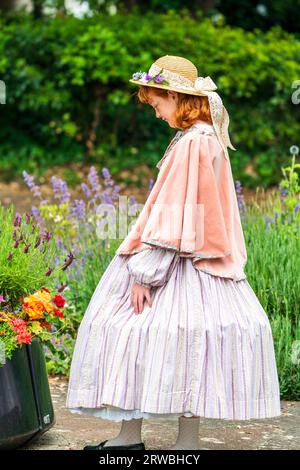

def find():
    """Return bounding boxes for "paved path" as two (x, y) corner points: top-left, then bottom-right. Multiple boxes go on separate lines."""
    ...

(20, 376), (300, 450)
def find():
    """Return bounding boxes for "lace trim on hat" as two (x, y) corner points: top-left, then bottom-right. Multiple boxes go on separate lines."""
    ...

(147, 64), (196, 92)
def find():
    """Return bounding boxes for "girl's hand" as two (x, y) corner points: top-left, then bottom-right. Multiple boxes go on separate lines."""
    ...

(131, 283), (153, 314)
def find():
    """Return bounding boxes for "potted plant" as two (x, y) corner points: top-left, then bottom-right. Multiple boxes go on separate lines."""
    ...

(0, 204), (72, 449)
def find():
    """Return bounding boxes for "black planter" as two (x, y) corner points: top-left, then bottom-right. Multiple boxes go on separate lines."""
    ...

(0, 337), (55, 450)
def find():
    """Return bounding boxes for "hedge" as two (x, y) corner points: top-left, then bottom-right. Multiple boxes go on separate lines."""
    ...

(0, 9), (299, 187)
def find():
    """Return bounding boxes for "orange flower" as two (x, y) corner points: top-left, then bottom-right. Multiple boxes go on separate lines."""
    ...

(23, 289), (53, 319)
(23, 300), (44, 320)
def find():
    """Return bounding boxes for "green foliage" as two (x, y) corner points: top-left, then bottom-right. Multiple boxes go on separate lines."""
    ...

(241, 173), (300, 399)
(0, 11), (299, 186)
(0, 204), (60, 307)
(279, 152), (300, 215)
(39, 203), (76, 242)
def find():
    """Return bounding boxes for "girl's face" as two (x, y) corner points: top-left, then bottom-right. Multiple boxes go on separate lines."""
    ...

(148, 90), (179, 128)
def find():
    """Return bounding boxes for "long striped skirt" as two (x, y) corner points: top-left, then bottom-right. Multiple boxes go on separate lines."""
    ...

(66, 253), (281, 422)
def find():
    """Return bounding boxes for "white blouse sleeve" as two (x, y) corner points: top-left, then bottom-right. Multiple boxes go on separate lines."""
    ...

(126, 247), (180, 288)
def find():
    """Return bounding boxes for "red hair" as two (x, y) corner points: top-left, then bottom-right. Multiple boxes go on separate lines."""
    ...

(136, 86), (213, 130)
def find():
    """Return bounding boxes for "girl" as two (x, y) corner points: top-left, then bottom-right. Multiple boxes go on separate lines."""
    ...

(66, 55), (281, 450)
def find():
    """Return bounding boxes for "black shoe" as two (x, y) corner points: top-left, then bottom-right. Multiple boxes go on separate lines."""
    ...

(83, 439), (145, 450)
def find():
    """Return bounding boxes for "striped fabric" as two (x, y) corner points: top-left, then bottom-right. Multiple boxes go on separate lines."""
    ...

(127, 248), (180, 287)
(66, 248), (281, 422)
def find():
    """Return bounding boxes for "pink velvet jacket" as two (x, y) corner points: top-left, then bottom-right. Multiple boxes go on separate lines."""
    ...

(116, 123), (247, 282)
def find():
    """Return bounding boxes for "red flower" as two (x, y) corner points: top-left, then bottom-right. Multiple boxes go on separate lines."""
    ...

(10, 318), (27, 333)
(17, 330), (32, 344)
(53, 294), (66, 308)
(53, 309), (64, 318)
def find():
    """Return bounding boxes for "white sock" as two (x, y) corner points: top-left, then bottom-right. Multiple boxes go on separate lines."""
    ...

(168, 416), (200, 450)
(103, 418), (143, 447)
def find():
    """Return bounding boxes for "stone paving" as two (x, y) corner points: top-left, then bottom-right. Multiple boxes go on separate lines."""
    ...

(20, 376), (300, 450)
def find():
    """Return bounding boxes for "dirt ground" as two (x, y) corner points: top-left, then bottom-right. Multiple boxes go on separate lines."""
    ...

(20, 376), (300, 451)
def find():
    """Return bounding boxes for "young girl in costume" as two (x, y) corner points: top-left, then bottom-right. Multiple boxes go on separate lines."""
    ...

(66, 55), (281, 450)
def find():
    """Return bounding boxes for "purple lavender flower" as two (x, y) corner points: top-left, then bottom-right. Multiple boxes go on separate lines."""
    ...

(22, 171), (42, 199)
(58, 283), (67, 293)
(102, 191), (113, 204)
(34, 236), (42, 248)
(149, 178), (154, 190)
(24, 244), (31, 253)
(129, 195), (137, 206)
(51, 176), (71, 204)
(61, 252), (75, 271)
(102, 167), (111, 180)
(279, 185), (288, 197)
(43, 231), (52, 241)
(81, 183), (92, 199)
(88, 166), (102, 195)
(148, 178), (155, 196)
(294, 203), (300, 214)
(235, 180), (246, 218)
(111, 185), (121, 202)
(102, 167), (115, 192)
(279, 184), (288, 213)
(31, 206), (43, 224)
(13, 213), (22, 227)
(71, 199), (86, 220)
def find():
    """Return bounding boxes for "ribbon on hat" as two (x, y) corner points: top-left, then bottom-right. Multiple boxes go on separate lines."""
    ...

(193, 75), (236, 158)
(194, 76), (218, 92)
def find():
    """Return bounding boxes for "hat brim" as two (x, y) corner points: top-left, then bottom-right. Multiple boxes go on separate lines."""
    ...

(128, 79), (205, 97)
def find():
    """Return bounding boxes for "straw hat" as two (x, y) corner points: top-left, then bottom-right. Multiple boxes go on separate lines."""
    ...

(129, 55), (236, 158)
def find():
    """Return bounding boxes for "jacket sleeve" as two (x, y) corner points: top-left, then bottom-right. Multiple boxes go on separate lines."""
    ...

(126, 247), (180, 287)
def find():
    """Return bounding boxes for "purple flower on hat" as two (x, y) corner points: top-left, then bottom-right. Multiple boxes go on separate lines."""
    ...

(131, 69), (169, 86)
(132, 71), (144, 80)
(154, 74), (165, 83)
